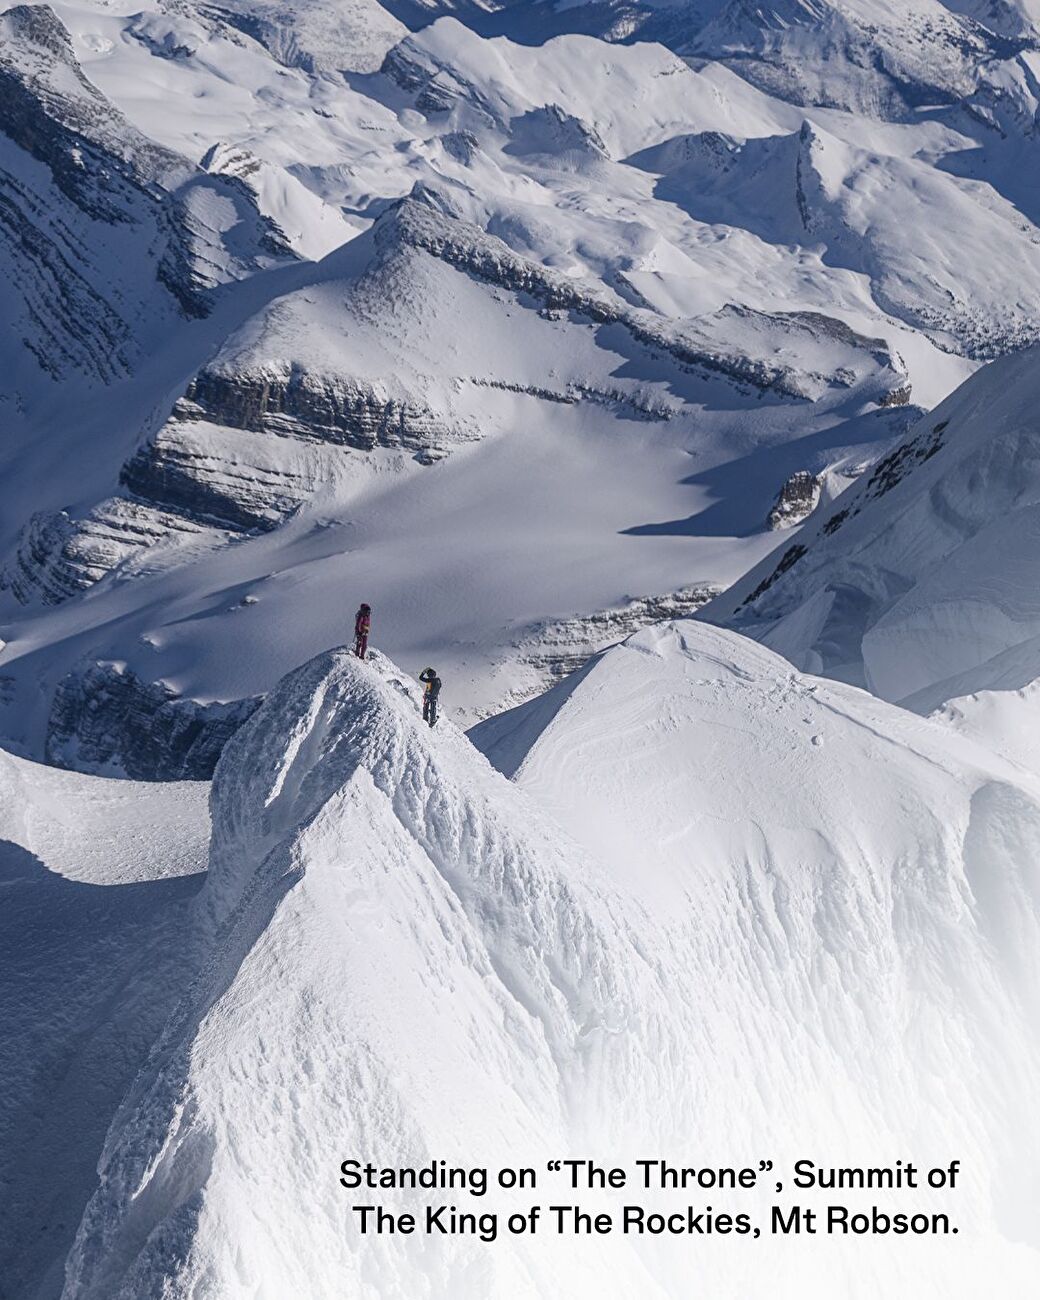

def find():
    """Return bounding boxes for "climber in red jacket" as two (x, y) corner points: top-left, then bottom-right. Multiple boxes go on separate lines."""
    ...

(354, 603), (371, 659)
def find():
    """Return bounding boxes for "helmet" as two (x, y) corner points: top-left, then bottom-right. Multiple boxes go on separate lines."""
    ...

(420, 667), (437, 680)
(359, 603), (370, 613)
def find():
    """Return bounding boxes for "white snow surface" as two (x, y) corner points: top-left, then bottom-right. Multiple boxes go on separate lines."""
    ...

(41, 635), (1040, 1298)
(704, 344), (1040, 769)
(0, 748), (209, 1298)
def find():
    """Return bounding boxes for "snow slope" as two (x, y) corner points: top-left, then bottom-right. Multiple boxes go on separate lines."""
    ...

(703, 344), (1040, 753)
(57, 648), (668, 1299)
(41, 635), (1040, 1298)
(0, 748), (209, 1299)
(684, 0), (1038, 119)
(0, 170), (917, 767)
(0, 3), (292, 408)
(475, 617), (1040, 1291)
(2, 5), (1039, 1296)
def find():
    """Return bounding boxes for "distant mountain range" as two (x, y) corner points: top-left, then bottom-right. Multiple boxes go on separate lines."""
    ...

(2, 0), (1040, 776)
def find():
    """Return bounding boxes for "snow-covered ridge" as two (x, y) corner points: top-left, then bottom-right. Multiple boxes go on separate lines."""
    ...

(1, 6), (1039, 1296)
(475, 581), (723, 716)
(0, 4), (189, 206)
(682, 0), (1038, 118)
(0, 745), (209, 1298)
(3, 188), (910, 624)
(4, 0), (1040, 774)
(201, 0), (407, 74)
(59, 647), (668, 1297)
(387, 197), (912, 401)
(43, 630), (1040, 1297)
(703, 342), (1040, 723)
(632, 114), (1040, 360)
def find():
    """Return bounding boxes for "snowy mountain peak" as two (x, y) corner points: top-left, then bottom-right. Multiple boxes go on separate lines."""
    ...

(0, 0), (1035, 768)
(689, 0), (1036, 118)
(53, 623), (1040, 1297)
(3, 5), (1040, 1297)
(61, 644), (665, 1297)
(0, 3), (185, 208)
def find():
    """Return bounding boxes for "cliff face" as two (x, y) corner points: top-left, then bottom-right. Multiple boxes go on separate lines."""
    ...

(45, 660), (261, 781)
(0, 4), (292, 394)
(176, 365), (462, 455)
(2, 503), (210, 606)
(4, 193), (909, 613)
(703, 344), (1040, 718)
(6, 1), (1032, 783)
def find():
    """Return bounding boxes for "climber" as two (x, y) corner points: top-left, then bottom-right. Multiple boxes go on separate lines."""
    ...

(354, 603), (371, 660)
(419, 667), (441, 728)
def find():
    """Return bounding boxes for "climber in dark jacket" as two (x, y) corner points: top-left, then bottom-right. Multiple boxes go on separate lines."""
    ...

(419, 667), (441, 727)
(354, 603), (371, 659)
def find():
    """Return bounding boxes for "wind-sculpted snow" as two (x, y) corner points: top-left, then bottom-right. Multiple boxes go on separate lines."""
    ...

(475, 618), (1040, 1290)
(476, 581), (723, 716)
(52, 636), (1040, 1298)
(0, 5), (1038, 1294)
(0, 746), (210, 1299)
(59, 648), (670, 1298)
(705, 344), (1040, 738)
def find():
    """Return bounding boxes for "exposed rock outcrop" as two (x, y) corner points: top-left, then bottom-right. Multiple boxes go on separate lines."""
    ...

(2, 502), (211, 606)
(2, 189), (912, 610)
(768, 470), (822, 530)
(684, 0), (1030, 120)
(111, 367), (467, 540)
(46, 660), (261, 780)
(179, 365), (462, 455)
(119, 414), (325, 534)
(0, 3), (293, 389)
